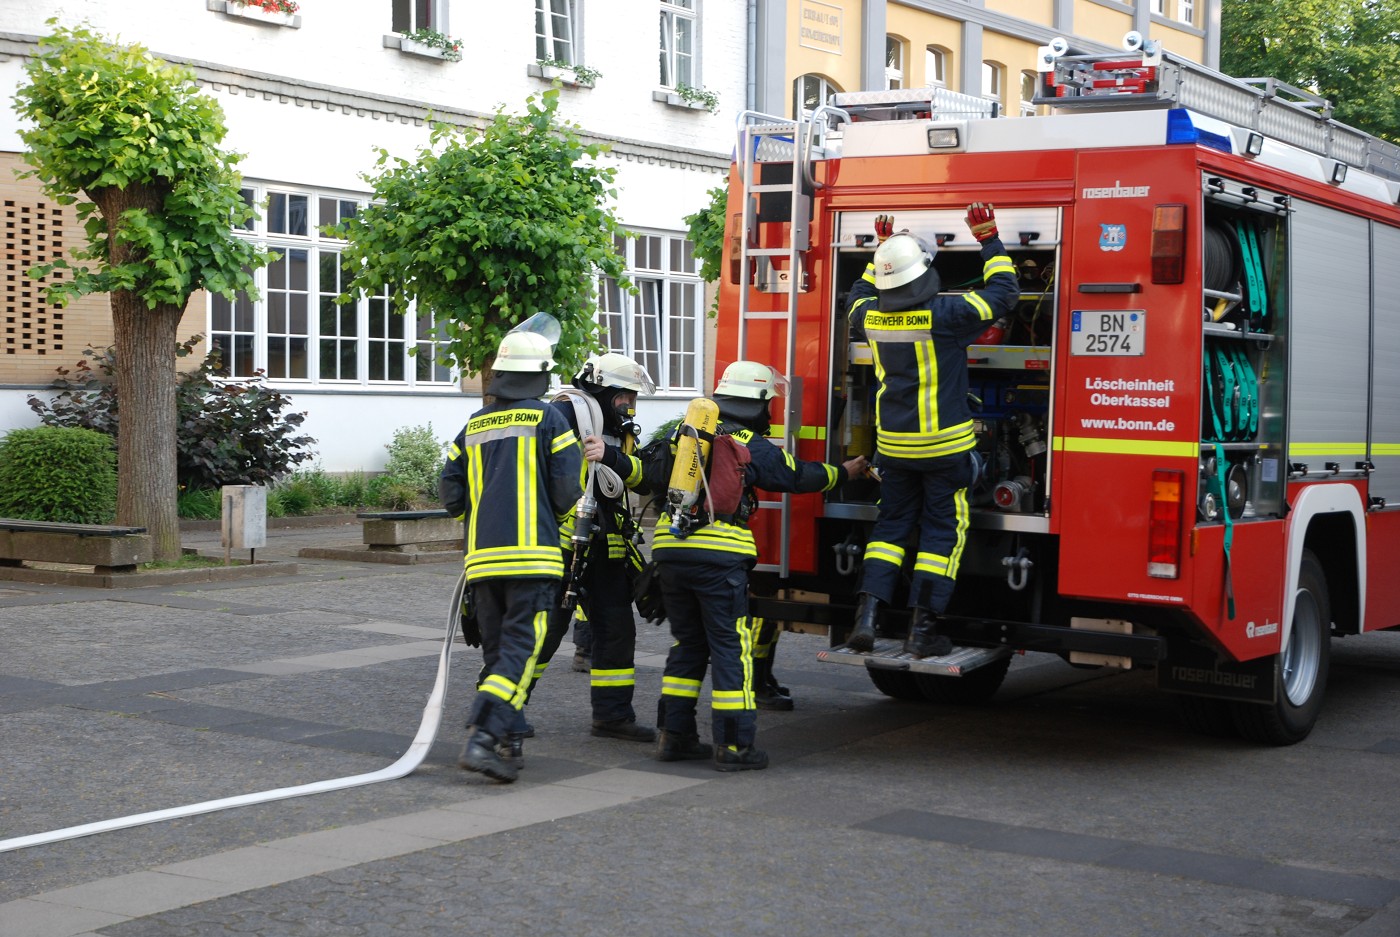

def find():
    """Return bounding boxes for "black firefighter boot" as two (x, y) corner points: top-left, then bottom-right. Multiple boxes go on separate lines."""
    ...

(846, 592), (882, 653)
(753, 650), (794, 712)
(459, 729), (519, 783)
(904, 607), (953, 659)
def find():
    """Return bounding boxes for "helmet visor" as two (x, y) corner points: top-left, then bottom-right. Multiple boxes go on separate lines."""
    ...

(601, 360), (656, 395)
(509, 312), (562, 347)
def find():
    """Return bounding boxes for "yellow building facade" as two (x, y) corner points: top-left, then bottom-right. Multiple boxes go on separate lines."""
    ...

(759, 0), (1217, 119)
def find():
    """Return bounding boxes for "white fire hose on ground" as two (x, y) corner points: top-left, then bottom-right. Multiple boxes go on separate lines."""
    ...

(0, 572), (466, 855)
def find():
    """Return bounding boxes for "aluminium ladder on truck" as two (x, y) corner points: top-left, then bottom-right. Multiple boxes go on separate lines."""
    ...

(731, 88), (996, 579)
(732, 106), (841, 578)
(1033, 38), (1400, 183)
(735, 88), (1011, 677)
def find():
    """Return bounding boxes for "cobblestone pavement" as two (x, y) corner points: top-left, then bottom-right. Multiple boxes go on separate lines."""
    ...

(3, 522), (1399, 936)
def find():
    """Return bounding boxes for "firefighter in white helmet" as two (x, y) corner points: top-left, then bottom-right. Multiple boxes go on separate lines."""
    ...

(644, 361), (865, 769)
(844, 206), (1018, 658)
(712, 360), (868, 711)
(439, 314), (583, 782)
(525, 350), (658, 744)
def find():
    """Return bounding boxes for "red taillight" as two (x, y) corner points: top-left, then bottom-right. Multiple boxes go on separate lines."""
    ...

(1148, 469), (1184, 579)
(1150, 203), (1187, 284)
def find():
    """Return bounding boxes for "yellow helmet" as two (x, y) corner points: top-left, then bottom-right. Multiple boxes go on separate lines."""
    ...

(714, 360), (790, 400)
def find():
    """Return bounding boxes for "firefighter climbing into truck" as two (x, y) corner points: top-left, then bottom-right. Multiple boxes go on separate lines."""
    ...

(715, 31), (1400, 745)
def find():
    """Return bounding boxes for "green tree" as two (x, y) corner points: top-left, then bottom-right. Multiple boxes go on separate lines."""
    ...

(683, 184), (728, 316)
(1220, 0), (1400, 143)
(13, 23), (270, 559)
(336, 89), (630, 383)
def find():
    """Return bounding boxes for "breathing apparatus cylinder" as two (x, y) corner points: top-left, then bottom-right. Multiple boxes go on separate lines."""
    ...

(666, 396), (720, 537)
(561, 491), (598, 611)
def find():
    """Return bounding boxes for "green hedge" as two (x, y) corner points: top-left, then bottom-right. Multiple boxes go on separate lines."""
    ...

(0, 426), (117, 523)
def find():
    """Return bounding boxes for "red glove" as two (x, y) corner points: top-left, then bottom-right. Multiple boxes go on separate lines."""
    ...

(966, 202), (998, 242)
(874, 214), (895, 243)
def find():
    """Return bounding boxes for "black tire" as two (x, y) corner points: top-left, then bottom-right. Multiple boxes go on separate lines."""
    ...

(1232, 549), (1331, 745)
(1175, 694), (1239, 739)
(867, 667), (924, 700)
(916, 655), (1011, 704)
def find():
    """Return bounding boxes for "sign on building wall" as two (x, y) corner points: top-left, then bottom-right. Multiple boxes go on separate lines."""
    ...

(799, 0), (843, 54)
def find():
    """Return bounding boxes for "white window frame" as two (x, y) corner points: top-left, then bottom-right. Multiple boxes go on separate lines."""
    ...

(536, 0), (577, 64)
(1177, 0), (1194, 25)
(924, 45), (946, 87)
(885, 35), (905, 90)
(794, 73), (841, 119)
(213, 184), (455, 389)
(659, 0), (696, 89)
(391, 0), (442, 34)
(596, 230), (703, 395)
(1150, 0), (1165, 14)
(982, 60), (1003, 103)
(1019, 69), (1037, 117)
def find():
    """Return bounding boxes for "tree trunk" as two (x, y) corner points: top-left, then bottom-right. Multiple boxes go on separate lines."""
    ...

(111, 295), (183, 561)
(92, 182), (185, 562)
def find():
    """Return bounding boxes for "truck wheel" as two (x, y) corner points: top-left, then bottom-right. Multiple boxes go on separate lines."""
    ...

(867, 668), (923, 700)
(916, 655), (1011, 704)
(1232, 549), (1331, 745)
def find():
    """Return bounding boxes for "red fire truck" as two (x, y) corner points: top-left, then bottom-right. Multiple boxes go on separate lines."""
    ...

(721, 36), (1400, 744)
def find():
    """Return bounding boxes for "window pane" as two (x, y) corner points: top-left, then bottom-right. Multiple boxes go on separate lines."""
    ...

(925, 47), (945, 85)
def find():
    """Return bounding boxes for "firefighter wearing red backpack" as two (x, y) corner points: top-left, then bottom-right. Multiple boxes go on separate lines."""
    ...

(645, 361), (866, 769)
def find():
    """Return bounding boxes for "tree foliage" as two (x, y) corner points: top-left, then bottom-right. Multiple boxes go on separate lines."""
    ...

(337, 89), (631, 380)
(13, 21), (268, 306)
(684, 184), (728, 316)
(12, 22), (272, 559)
(1220, 0), (1400, 144)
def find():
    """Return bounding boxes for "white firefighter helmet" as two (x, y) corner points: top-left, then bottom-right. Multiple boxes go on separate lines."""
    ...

(576, 352), (656, 395)
(714, 360), (790, 400)
(494, 312), (561, 373)
(493, 330), (555, 372)
(873, 233), (936, 289)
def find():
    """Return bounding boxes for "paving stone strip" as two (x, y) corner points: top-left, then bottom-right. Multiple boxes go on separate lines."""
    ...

(1, 769), (709, 937)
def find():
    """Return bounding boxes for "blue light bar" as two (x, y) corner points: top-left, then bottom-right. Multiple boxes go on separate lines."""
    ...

(1165, 109), (1232, 154)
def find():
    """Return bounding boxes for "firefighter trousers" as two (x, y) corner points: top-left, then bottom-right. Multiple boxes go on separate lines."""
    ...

(466, 578), (552, 743)
(655, 560), (758, 748)
(861, 452), (974, 614)
(535, 553), (639, 724)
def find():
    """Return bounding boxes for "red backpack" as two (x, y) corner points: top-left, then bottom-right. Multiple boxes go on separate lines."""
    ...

(706, 433), (751, 517)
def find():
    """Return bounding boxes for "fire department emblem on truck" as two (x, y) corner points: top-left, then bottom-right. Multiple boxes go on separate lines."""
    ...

(1099, 223), (1126, 252)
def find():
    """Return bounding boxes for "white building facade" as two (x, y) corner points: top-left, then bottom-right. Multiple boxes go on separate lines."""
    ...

(0, 1), (742, 470)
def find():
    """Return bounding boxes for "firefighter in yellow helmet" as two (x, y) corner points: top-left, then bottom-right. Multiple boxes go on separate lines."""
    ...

(439, 314), (583, 782)
(844, 206), (1017, 657)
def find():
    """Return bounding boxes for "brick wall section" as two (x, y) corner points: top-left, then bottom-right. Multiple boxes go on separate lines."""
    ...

(0, 154), (206, 388)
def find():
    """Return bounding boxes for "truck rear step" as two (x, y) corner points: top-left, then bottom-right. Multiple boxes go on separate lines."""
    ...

(817, 639), (1012, 676)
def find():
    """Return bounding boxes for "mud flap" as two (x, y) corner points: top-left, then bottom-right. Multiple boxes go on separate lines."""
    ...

(1157, 639), (1276, 704)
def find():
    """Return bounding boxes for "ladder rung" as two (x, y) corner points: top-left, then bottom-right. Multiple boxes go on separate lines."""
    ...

(750, 184), (797, 192)
(745, 248), (797, 257)
(743, 311), (795, 320)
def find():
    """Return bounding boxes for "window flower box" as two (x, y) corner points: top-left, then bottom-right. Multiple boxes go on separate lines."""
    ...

(653, 90), (713, 113)
(219, 0), (300, 28)
(401, 38), (447, 60)
(390, 28), (464, 62)
(528, 62), (596, 89)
